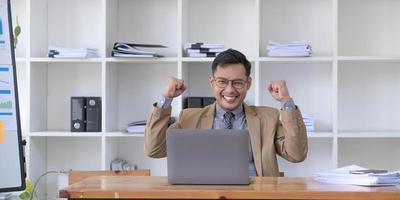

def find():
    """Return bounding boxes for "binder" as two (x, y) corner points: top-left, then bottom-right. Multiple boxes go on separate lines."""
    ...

(86, 97), (101, 132)
(71, 97), (86, 132)
(71, 97), (102, 132)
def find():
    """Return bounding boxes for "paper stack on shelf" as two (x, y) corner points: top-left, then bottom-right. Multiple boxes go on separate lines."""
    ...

(48, 46), (99, 58)
(126, 120), (147, 133)
(315, 165), (400, 186)
(302, 114), (315, 132)
(125, 117), (176, 133)
(112, 42), (166, 58)
(184, 43), (226, 57)
(266, 40), (312, 57)
(110, 158), (137, 171)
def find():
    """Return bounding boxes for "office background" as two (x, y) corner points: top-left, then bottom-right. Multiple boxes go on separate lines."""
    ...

(10, 0), (400, 199)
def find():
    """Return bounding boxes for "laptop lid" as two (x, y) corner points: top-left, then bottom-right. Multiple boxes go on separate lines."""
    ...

(166, 129), (250, 185)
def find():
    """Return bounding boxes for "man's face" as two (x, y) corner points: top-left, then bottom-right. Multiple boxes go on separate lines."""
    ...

(209, 63), (251, 112)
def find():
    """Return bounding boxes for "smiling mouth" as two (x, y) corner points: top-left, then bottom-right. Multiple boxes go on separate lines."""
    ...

(222, 95), (238, 102)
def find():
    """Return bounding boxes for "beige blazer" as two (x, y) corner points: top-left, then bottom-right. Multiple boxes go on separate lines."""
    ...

(144, 102), (308, 177)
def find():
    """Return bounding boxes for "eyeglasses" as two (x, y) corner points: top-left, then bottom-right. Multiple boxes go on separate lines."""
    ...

(213, 77), (248, 89)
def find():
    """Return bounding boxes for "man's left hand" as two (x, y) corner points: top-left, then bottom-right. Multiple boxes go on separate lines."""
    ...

(268, 80), (291, 102)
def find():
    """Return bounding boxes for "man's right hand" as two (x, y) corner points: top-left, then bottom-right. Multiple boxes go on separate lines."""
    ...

(163, 76), (186, 98)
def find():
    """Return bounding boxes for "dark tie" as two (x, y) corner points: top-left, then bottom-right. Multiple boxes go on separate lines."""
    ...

(223, 112), (235, 129)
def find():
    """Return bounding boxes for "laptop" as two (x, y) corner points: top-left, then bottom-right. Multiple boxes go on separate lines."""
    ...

(166, 129), (250, 185)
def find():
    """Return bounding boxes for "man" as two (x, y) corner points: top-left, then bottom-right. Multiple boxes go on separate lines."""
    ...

(144, 49), (307, 177)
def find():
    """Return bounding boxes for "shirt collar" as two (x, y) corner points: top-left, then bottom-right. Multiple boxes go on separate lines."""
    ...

(215, 103), (244, 119)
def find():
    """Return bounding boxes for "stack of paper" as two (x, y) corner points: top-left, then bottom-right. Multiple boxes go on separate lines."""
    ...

(184, 43), (226, 57)
(315, 165), (400, 186)
(110, 159), (137, 171)
(48, 46), (99, 58)
(112, 42), (166, 58)
(302, 114), (315, 132)
(126, 120), (146, 133)
(266, 40), (312, 57)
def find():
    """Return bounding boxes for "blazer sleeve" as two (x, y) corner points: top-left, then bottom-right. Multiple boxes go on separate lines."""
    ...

(144, 105), (183, 158)
(274, 107), (308, 163)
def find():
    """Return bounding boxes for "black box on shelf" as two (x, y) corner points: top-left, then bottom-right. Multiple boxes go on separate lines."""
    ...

(71, 97), (102, 132)
(202, 97), (216, 107)
(86, 97), (102, 132)
(184, 97), (216, 109)
(185, 97), (202, 108)
(71, 97), (86, 132)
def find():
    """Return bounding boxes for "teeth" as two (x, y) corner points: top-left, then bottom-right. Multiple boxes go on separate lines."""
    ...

(224, 96), (236, 101)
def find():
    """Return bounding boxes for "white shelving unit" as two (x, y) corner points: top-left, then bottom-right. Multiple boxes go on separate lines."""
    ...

(11, 0), (400, 199)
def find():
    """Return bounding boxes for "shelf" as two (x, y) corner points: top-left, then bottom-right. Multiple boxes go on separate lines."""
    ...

(30, 57), (103, 63)
(258, 57), (333, 63)
(278, 135), (334, 177)
(104, 63), (178, 131)
(338, 56), (400, 62)
(16, 57), (27, 63)
(25, 131), (335, 138)
(338, 62), (400, 131)
(28, 136), (103, 199)
(182, 57), (257, 62)
(23, 132), (340, 138)
(338, 132), (400, 138)
(30, 0), (103, 57)
(338, 0), (400, 56)
(182, 0), (257, 57)
(17, 0), (400, 197)
(338, 137), (400, 171)
(27, 131), (147, 137)
(260, 0), (333, 57)
(103, 132), (144, 137)
(106, 0), (178, 57)
(307, 132), (333, 138)
(260, 62), (333, 132)
(105, 57), (178, 63)
(25, 56), (400, 63)
(104, 132), (332, 138)
(181, 57), (218, 62)
(29, 62), (102, 132)
(28, 131), (103, 137)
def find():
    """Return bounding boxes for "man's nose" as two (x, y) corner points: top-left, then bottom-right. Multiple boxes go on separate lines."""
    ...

(224, 81), (236, 92)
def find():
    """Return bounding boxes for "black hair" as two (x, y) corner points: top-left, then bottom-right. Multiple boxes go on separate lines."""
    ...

(211, 48), (251, 77)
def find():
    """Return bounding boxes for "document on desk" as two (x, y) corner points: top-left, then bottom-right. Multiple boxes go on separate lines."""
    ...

(315, 165), (400, 186)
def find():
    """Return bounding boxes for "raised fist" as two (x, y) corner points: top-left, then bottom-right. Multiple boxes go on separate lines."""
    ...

(163, 76), (186, 98)
(267, 80), (291, 102)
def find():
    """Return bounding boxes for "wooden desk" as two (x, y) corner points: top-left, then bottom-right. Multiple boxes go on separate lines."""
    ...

(59, 176), (400, 199)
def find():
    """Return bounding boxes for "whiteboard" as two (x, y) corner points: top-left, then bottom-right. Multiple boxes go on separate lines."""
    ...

(0, 0), (26, 193)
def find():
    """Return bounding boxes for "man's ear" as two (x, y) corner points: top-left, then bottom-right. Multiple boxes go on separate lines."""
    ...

(209, 75), (214, 87)
(247, 76), (252, 90)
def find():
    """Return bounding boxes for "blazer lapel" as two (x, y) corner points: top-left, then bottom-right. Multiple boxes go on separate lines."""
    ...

(199, 102), (215, 129)
(244, 104), (263, 176)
